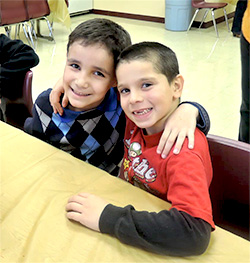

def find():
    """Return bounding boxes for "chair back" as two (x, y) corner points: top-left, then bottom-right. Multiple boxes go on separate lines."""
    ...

(192, 0), (205, 7)
(3, 70), (33, 130)
(25, 0), (50, 19)
(22, 70), (34, 115)
(207, 134), (250, 240)
(0, 0), (28, 25)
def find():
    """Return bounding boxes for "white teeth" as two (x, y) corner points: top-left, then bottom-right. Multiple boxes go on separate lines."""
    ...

(133, 108), (151, 115)
(75, 91), (83, 96)
(72, 89), (90, 96)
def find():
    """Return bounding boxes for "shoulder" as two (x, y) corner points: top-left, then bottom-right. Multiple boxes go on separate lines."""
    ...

(34, 88), (53, 113)
(193, 128), (210, 154)
(184, 128), (209, 153)
(167, 128), (210, 164)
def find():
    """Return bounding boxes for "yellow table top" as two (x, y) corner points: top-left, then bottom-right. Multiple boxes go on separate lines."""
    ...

(0, 121), (249, 262)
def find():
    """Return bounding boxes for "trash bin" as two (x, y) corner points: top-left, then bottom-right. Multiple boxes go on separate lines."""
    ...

(165, 0), (193, 31)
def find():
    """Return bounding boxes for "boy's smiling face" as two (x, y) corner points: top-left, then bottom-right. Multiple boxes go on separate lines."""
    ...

(63, 41), (116, 111)
(117, 60), (183, 135)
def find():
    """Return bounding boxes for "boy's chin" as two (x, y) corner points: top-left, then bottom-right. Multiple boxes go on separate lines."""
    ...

(131, 119), (148, 129)
(68, 103), (85, 112)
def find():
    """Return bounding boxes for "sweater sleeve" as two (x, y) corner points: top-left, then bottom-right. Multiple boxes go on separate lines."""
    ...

(179, 102), (210, 135)
(99, 205), (211, 256)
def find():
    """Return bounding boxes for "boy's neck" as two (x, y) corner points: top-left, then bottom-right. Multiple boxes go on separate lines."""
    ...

(67, 104), (82, 112)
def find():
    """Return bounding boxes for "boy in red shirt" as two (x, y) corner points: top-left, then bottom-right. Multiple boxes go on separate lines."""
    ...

(66, 42), (214, 256)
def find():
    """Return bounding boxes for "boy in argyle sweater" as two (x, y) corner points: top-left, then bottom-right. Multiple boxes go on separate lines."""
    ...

(25, 19), (209, 176)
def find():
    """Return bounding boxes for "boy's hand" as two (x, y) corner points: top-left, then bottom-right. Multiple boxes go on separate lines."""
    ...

(66, 193), (109, 232)
(49, 77), (69, 116)
(157, 103), (198, 158)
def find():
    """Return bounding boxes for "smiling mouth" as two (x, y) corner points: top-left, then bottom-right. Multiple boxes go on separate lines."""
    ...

(133, 108), (152, 115)
(71, 88), (91, 97)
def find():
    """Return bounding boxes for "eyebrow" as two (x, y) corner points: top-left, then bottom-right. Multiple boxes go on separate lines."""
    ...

(67, 58), (80, 64)
(117, 76), (156, 88)
(117, 84), (124, 90)
(139, 77), (157, 82)
(67, 58), (111, 76)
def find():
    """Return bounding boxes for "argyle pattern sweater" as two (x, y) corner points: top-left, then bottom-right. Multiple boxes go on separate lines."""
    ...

(24, 88), (125, 176)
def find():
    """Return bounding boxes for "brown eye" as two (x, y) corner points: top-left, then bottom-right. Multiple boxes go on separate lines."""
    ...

(142, 83), (152, 88)
(71, 64), (80, 70)
(94, 71), (105, 77)
(120, 88), (130, 94)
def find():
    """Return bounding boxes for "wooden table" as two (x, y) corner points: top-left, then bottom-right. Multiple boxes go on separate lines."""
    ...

(0, 121), (249, 262)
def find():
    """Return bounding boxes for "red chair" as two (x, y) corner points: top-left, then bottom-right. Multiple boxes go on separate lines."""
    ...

(187, 0), (230, 37)
(25, 0), (55, 42)
(207, 134), (250, 240)
(1, 70), (34, 129)
(21, 70), (34, 115)
(0, 0), (34, 46)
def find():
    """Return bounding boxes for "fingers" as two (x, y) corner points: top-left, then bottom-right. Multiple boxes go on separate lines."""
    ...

(49, 92), (58, 114)
(187, 130), (195, 149)
(67, 211), (82, 222)
(52, 103), (64, 116)
(65, 193), (105, 232)
(157, 129), (170, 156)
(62, 94), (69, 108)
(67, 193), (89, 206)
(157, 129), (195, 158)
(49, 77), (66, 115)
(53, 94), (68, 116)
(157, 129), (177, 158)
(66, 201), (83, 213)
(172, 131), (188, 155)
(157, 130), (194, 159)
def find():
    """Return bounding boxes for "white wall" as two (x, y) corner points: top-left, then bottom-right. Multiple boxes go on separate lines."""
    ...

(93, 0), (165, 17)
(93, 0), (236, 21)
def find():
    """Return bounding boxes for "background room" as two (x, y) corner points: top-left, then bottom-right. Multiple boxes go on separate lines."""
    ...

(0, 0), (241, 139)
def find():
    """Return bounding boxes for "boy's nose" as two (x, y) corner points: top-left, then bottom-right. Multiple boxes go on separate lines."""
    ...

(75, 74), (89, 88)
(129, 90), (143, 104)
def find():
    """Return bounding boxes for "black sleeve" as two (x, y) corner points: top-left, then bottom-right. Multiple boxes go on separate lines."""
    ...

(179, 101), (210, 135)
(0, 34), (39, 99)
(99, 204), (211, 256)
(0, 34), (39, 72)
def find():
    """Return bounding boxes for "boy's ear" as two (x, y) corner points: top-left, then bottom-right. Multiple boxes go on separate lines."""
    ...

(112, 78), (118, 88)
(173, 74), (184, 99)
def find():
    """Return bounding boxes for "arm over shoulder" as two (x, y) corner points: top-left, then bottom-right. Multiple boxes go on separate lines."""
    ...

(179, 102), (210, 135)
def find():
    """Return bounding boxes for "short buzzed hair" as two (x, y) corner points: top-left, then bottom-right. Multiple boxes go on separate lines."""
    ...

(117, 41), (179, 84)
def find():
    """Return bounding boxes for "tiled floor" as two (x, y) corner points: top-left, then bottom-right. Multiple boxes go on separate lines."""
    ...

(1, 13), (241, 140)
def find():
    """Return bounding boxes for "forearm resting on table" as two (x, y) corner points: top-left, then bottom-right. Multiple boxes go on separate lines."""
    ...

(99, 205), (211, 256)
